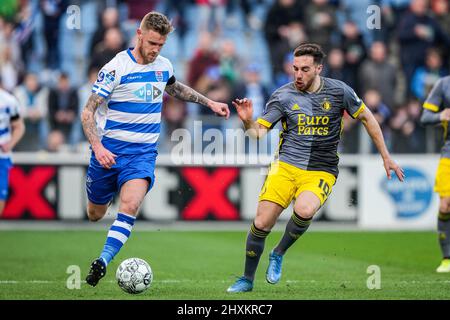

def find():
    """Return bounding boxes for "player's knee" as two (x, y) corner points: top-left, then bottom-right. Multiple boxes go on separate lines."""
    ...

(439, 201), (450, 214)
(119, 197), (141, 215)
(253, 217), (272, 232)
(86, 208), (103, 222)
(294, 203), (317, 219)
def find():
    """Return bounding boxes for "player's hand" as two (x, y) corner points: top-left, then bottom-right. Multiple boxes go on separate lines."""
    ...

(383, 157), (405, 182)
(93, 144), (117, 169)
(440, 109), (450, 121)
(208, 101), (230, 119)
(232, 98), (253, 122)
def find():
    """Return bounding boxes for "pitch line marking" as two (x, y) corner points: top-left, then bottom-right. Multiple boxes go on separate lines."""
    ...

(1, 279), (450, 285)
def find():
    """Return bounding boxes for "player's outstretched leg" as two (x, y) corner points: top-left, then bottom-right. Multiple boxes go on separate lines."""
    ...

(437, 210), (450, 273)
(86, 212), (136, 286)
(266, 212), (312, 284)
(227, 223), (270, 293)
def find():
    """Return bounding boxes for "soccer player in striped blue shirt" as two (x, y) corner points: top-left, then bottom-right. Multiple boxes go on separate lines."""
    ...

(82, 11), (230, 286)
(0, 87), (25, 216)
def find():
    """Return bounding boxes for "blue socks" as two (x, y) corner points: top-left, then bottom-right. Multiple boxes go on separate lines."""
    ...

(100, 213), (136, 266)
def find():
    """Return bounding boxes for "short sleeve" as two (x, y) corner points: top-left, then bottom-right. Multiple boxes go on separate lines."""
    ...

(92, 57), (120, 99)
(343, 84), (365, 119)
(256, 92), (284, 128)
(423, 79), (443, 112)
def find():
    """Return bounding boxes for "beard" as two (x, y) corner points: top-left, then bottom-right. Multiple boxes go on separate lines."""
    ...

(295, 78), (314, 91)
(138, 43), (156, 64)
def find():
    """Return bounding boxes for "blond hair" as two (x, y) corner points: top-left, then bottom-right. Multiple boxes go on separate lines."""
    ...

(140, 11), (173, 36)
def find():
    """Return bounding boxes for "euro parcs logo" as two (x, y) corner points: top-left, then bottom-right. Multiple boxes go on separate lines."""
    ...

(382, 167), (433, 218)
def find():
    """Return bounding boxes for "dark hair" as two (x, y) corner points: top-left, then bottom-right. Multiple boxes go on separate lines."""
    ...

(59, 72), (69, 80)
(140, 11), (174, 36)
(293, 43), (326, 65)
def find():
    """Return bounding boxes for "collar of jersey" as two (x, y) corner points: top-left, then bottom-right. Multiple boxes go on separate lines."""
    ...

(127, 48), (138, 63)
(295, 77), (324, 95)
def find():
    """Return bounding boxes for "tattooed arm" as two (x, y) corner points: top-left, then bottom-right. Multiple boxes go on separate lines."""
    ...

(81, 93), (116, 169)
(165, 81), (230, 118)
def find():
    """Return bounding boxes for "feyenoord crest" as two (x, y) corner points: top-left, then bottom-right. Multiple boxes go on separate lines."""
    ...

(155, 71), (163, 82)
(321, 98), (331, 111)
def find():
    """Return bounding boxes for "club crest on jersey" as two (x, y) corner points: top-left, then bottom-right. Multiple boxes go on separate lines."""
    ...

(321, 98), (331, 111)
(155, 71), (164, 82)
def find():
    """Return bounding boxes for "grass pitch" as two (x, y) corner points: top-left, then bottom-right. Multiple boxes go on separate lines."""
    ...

(0, 230), (449, 300)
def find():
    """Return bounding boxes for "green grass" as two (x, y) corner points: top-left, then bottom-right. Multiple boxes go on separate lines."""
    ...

(0, 230), (449, 300)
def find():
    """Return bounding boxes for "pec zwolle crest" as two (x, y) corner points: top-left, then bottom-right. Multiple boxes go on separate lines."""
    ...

(321, 98), (331, 111)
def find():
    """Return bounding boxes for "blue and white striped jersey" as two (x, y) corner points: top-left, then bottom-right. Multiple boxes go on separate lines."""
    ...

(92, 48), (175, 155)
(0, 89), (20, 159)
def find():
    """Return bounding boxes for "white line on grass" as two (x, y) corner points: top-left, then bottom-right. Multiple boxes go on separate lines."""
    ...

(1, 279), (450, 285)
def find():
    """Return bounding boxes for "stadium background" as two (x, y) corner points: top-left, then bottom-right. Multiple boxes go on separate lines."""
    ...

(0, 0), (450, 300)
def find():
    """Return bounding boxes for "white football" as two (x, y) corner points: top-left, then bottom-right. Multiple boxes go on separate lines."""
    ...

(116, 258), (153, 294)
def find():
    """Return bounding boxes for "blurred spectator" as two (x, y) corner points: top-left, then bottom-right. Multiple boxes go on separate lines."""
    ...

(193, 64), (232, 151)
(197, 65), (233, 116)
(264, 0), (306, 78)
(0, 0), (18, 20)
(218, 39), (241, 86)
(162, 0), (189, 57)
(232, 62), (270, 119)
(364, 89), (392, 152)
(89, 7), (121, 56)
(304, 0), (337, 53)
(124, 0), (159, 21)
(89, 27), (126, 71)
(274, 53), (294, 90)
(358, 41), (398, 109)
(196, 0), (227, 35)
(70, 66), (99, 149)
(186, 32), (220, 90)
(411, 47), (447, 101)
(47, 129), (65, 152)
(161, 94), (187, 152)
(322, 47), (353, 85)
(397, 0), (450, 91)
(0, 46), (19, 92)
(48, 73), (78, 150)
(0, 19), (24, 88)
(234, 0), (264, 32)
(339, 21), (367, 91)
(431, 0), (450, 66)
(381, 0), (411, 43)
(13, 72), (49, 151)
(431, 0), (450, 34)
(232, 61), (273, 155)
(390, 98), (427, 153)
(39, 0), (68, 70)
(336, 0), (378, 47)
(11, 0), (35, 70)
